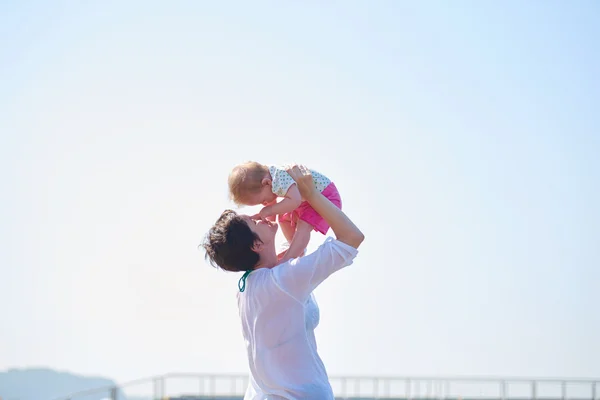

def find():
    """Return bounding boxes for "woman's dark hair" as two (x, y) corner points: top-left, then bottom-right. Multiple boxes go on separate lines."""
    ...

(202, 210), (261, 272)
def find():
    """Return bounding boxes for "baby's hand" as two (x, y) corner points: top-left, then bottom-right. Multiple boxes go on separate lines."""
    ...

(251, 207), (273, 221)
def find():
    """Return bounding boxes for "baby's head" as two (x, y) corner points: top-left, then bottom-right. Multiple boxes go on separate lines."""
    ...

(228, 161), (277, 206)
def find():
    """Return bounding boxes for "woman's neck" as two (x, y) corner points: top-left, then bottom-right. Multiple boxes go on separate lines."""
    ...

(256, 249), (278, 269)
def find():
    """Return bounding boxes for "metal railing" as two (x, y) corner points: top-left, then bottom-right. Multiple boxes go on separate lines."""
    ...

(55, 373), (600, 400)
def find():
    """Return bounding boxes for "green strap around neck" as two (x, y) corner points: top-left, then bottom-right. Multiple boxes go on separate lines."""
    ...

(238, 269), (253, 292)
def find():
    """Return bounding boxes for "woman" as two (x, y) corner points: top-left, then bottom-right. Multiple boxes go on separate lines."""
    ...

(202, 165), (365, 399)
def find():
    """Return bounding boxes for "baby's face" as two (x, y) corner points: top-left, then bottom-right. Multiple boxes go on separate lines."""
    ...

(245, 185), (277, 207)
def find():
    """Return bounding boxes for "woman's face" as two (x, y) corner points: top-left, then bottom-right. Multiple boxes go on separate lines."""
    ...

(242, 215), (278, 247)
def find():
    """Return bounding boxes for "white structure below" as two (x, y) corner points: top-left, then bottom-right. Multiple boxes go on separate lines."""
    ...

(55, 373), (600, 400)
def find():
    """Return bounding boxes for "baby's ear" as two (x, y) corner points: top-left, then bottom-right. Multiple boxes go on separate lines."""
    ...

(261, 177), (272, 186)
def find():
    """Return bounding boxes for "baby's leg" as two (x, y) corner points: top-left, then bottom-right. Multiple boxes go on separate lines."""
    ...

(279, 220), (312, 263)
(277, 214), (296, 260)
(279, 217), (296, 244)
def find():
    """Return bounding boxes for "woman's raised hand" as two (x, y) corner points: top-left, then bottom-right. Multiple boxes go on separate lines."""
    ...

(285, 164), (318, 200)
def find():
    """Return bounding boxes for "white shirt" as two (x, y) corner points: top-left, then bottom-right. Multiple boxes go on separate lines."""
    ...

(237, 237), (359, 400)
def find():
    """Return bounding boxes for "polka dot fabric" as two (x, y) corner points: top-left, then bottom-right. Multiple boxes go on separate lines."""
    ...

(268, 165), (332, 197)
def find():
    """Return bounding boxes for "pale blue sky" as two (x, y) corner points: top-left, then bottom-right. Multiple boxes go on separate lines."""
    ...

(1, 0), (599, 384)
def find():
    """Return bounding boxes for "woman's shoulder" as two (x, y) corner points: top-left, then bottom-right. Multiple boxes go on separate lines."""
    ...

(246, 267), (285, 292)
(238, 265), (303, 304)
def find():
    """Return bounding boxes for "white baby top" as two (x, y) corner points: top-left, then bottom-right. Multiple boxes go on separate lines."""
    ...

(237, 237), (358, 400)
(268, 165), (332, 197)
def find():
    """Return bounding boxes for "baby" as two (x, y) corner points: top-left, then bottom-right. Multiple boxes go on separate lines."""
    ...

(228, 161), (342, 263)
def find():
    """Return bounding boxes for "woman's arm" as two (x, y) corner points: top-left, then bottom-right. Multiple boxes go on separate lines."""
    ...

(270, 165), (364, 303)
(272, 237), (359, 303)
(286, 165), (364, 249)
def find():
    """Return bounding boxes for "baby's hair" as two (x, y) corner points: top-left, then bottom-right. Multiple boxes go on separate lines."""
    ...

(228, 161), (269, 205)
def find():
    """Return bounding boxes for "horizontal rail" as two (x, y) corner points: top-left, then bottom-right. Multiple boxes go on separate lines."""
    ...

(54, 373), (600, 400)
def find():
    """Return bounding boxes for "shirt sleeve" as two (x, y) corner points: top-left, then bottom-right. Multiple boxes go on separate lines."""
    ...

(271, 237), (359, 303)
(269, 166), (296, 197)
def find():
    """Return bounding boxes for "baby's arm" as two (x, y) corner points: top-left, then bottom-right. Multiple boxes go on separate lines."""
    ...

(260, 184), (302, 218)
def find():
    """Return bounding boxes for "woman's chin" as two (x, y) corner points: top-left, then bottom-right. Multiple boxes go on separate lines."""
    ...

(264, 219), (278, 231)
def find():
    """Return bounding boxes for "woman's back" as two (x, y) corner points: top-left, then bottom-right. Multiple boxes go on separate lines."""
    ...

(237, 238), (358, 400)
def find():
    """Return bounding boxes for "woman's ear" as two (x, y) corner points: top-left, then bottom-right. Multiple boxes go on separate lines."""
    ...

(261, 177), (272, 186)
(252, 240), (264, 253)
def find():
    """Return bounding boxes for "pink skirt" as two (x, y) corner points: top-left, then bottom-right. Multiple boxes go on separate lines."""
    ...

(279, 182), (342, 235)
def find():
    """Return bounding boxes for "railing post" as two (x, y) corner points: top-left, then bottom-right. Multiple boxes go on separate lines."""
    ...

(532, 381), (537, 400)
(407, 379), (412, 400)
(562, 381), (567, 400)
(198, 375), (204, 395)
(384, 378), (390, 398)
(153, 377), (161, 400)
(500, 380), (507, 400)
(110, 387), (117, 400)
(592, 382), (597, 400)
